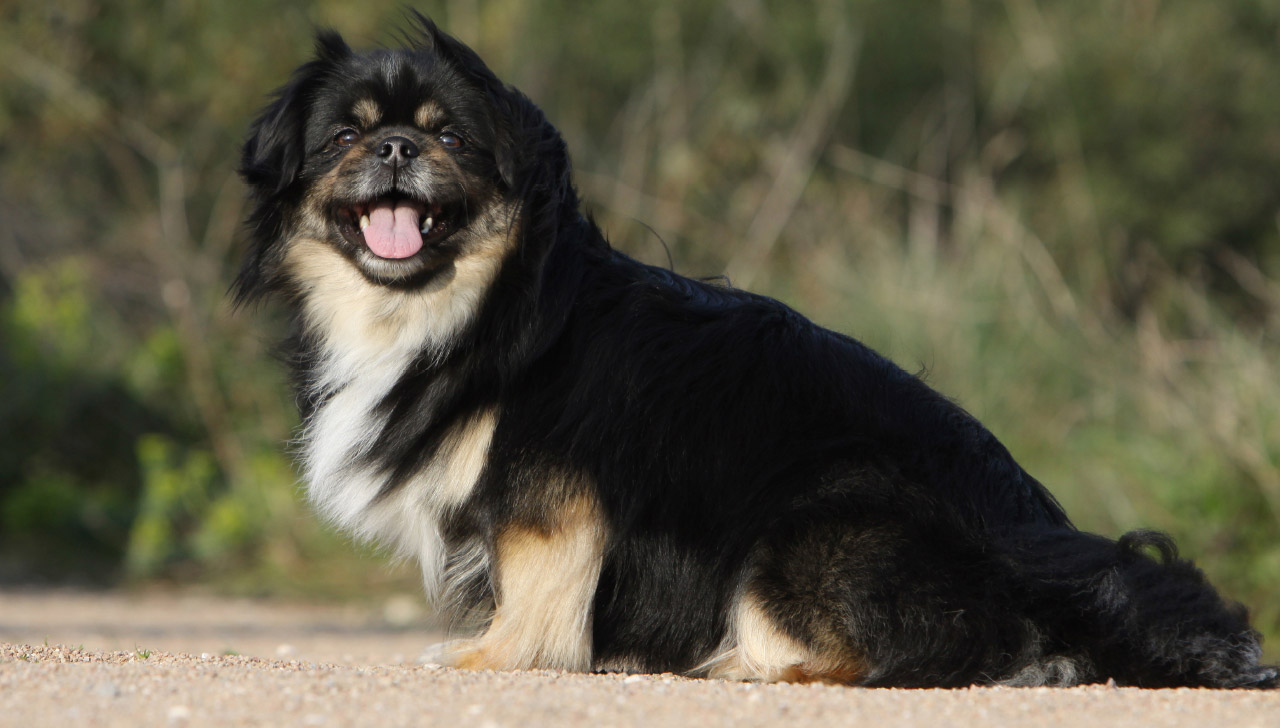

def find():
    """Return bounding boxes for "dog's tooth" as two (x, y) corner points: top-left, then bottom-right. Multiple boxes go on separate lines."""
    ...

(359, 214), (370, 231)
(421, 215), (434, 234)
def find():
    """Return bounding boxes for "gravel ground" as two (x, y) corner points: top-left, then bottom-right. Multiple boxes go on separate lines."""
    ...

(2, 590), (1277, 728)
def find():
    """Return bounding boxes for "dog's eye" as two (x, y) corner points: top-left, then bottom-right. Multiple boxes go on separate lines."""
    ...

(438, 133), (463, 149)
(334, 128), (361, 147)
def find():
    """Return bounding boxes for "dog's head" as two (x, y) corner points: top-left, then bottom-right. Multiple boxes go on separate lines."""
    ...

(235, 15), (572, 306)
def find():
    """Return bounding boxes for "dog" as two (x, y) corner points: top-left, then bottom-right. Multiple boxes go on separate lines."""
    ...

(235, 14), (1277, 688)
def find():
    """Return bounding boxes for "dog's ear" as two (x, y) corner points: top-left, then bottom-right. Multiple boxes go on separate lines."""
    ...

(405, 12), (521, 186)
(313, 30), (353, 65)
(240, 31), (352, 195)
(407, 12), (499, 84)
(235, 31), (352, 305)
(485, 90), (521, 190)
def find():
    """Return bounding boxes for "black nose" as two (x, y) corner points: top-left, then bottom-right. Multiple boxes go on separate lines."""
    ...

(376, 136), (420, 165)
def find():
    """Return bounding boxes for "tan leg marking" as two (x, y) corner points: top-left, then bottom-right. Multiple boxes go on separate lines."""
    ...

(703, 592), (864, 685)
(451, 494), (608, 672)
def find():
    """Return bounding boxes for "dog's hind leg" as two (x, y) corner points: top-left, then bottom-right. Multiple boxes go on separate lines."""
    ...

(727, 497), (1055, 687)
(449, 494), (608, 672)
(739, 500), (1277, 688)
(699, 589), (866, 684)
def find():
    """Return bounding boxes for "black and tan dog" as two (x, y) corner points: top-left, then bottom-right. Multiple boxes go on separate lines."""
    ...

(236, 14), (1276, 688)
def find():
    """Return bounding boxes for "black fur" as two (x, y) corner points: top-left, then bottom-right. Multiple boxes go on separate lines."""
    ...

(237, 14), (1277, 688)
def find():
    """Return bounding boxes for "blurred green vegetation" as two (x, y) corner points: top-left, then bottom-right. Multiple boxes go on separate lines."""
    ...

(0, 1), (1277, 654)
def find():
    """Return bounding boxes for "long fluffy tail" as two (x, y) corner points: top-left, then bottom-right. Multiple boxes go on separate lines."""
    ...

(1004, 528), (1277, 688)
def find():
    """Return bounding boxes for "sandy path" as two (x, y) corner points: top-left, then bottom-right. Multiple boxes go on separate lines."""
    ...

(2, 590), (1277, 727)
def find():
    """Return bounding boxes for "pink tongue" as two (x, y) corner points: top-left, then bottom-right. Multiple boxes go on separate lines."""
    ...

(363, 201), (424, 259)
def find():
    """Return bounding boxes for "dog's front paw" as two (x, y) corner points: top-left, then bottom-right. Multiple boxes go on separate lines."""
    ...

(417, 639), (470, 668)
(418, 637), (511, 671)
(448, 640), (511, 671)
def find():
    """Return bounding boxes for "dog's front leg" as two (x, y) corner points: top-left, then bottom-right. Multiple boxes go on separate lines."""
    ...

(451, 496), (607, 672)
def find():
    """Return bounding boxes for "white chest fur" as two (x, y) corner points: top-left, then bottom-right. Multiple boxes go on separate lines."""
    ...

(286, 239), (502, 602)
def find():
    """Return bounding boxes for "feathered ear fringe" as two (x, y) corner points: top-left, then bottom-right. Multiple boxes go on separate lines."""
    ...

(404, 10), (444, 52)
(240, 29), (351, 196)
(403, 10), (498, 84)
(314, 30), (352, 63)
(398, 12), (576, 231)
(234, 29), (352, 306)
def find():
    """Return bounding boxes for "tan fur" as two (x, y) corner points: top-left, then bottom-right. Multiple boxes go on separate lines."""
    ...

(413, 407), (499, 513)
(352, 98), (382, 128)
(701, 592), (863, 684)
(451, 492), (608, 672)
(282, 165), (515, 370)
(415, 100), (445, 129)
(282, 182), (519, 592)
(283, 229), (507, 372)
(355, 406), (499, 602)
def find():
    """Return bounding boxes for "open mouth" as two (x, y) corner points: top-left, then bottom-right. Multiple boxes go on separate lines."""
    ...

(335, 195), (459, 260)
